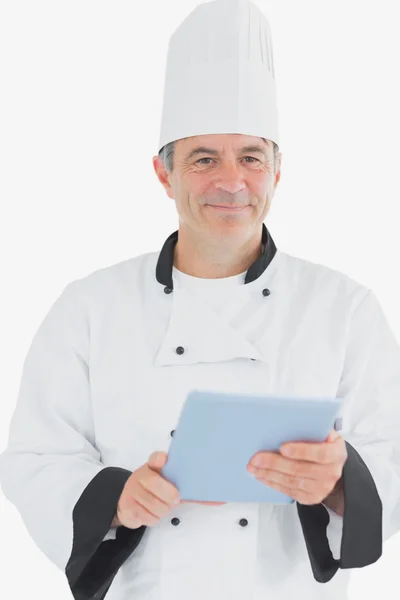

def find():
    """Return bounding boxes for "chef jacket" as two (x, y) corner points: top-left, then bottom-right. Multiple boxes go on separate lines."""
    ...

(1, 223), (400, 600)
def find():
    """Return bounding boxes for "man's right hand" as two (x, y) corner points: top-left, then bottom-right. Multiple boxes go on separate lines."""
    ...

(114, 451), (225, 529)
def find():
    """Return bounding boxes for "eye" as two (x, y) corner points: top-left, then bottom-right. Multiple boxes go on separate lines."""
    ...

(195, 156), (260, 166)
(243, 157), (259, 163)
(196, 157), (214, 165)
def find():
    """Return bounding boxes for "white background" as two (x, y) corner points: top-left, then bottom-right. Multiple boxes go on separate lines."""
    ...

(0, 0), (399, 598)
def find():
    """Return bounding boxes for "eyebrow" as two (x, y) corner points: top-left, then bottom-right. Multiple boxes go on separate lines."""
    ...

(184, 143), (269, 162)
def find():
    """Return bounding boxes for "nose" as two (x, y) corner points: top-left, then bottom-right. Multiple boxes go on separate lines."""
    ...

(214, 161), (246, 195)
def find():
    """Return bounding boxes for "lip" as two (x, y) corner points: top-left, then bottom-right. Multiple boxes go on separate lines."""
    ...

(207, 205), (249, 211)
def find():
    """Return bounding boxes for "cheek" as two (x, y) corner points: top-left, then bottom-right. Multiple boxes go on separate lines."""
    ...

(181, 176), (209, 200)
(191, 184), (216, 207)
(248, 173), (271, 197)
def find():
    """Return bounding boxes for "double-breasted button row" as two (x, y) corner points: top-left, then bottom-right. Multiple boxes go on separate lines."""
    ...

(165, 283), (259, 532)
(170, 517), (249, 527)
(164, 286), (270, 297)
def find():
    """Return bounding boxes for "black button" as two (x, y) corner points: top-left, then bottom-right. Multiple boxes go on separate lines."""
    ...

(250, 358), (256, 361)
(170, 429), (175, 437)
(164, 286), (173, 294)
(239, 518), (248, 527)
(171, 517), (180, 526)
(176, 346), (185, 355)
(262, 288), (270, 297)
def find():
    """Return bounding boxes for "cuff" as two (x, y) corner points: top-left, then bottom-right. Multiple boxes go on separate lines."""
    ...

(296, 440), (382, 583)
(65, 466), (147, 600)
(321, 503), (343, 560)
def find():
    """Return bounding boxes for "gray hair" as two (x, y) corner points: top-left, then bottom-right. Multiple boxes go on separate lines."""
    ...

(159, 137), (279, 174)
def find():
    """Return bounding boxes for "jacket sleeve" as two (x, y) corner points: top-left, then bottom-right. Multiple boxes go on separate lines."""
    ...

(0, 281), (147, 600)
(297, 288), (400, 583)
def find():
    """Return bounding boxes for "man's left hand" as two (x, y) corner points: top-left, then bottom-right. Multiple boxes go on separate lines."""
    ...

(247, 429), (347, 505)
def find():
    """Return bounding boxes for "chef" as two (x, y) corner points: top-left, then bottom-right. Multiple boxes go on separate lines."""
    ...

(1, 0), (400, 599)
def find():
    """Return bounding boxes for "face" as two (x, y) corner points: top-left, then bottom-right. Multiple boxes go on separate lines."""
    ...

(153, 133), (282, 244)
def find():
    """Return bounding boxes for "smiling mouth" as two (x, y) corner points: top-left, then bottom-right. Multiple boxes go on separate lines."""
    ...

(207, 205), (249, 211)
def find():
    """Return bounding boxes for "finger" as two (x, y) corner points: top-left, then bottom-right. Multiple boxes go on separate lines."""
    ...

(280, 436), (345, 464)
(249, 451), (332, 478)
(249, 456), (337, 481)
(130, 499), (162, 527)
(326, 428), (340, 442)
(259, 469), (316, 493)
(140, 467), (180, 505)
(252, 466), (337, 497)
(271, 480), (326, 505)
(148, 451), (168, 470)
(121, 495), (161, 528)
(134, 483), (177, 518)
(250, 476), (313, 504)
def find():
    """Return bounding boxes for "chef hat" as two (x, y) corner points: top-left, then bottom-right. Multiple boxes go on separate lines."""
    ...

(158, 0), (280, 152)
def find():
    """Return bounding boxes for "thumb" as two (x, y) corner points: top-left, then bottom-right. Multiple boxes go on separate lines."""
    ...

(148, 451), (168, 470)
(326, 428), (340, 443)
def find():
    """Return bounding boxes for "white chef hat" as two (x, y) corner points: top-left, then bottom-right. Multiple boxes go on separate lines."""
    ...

(158, 0), (280, 153)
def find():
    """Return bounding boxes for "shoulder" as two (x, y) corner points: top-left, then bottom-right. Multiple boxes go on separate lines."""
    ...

(276, 249), (371, 311)
(63, 250), (159, 303)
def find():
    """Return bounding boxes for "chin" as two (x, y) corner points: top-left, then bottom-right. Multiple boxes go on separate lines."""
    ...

(205, 218), (253, 238)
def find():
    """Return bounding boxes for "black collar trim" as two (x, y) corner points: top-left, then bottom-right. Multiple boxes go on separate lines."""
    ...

(155, 223), (277, 290)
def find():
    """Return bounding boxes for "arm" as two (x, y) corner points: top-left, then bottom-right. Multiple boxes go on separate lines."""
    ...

(111, 514), (121, 528)
(323, 476), (344, 517)
(0, 281), (146, 600)
(297, 288), (400, 582)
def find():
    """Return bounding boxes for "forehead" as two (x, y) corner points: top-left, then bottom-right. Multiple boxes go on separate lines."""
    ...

(176, 133), (269, 152)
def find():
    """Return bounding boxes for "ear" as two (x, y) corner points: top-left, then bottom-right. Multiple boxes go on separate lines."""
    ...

(152, 155), (175, 199)
(273, 152), (282, 191)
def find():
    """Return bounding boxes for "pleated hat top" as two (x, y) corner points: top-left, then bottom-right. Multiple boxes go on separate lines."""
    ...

(158, 0), (280, 152)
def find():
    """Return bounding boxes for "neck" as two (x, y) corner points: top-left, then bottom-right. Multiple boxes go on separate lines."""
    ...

(173, 225), (264, 279)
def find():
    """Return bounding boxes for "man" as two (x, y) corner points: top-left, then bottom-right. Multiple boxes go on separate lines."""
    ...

(1, 1), (400, 599)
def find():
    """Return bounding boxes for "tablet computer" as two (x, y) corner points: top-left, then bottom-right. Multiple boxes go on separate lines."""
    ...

(161, 389), (343, 504)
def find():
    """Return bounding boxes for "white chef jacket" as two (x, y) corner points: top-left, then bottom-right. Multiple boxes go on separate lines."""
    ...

(1, 223), (400, 600)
